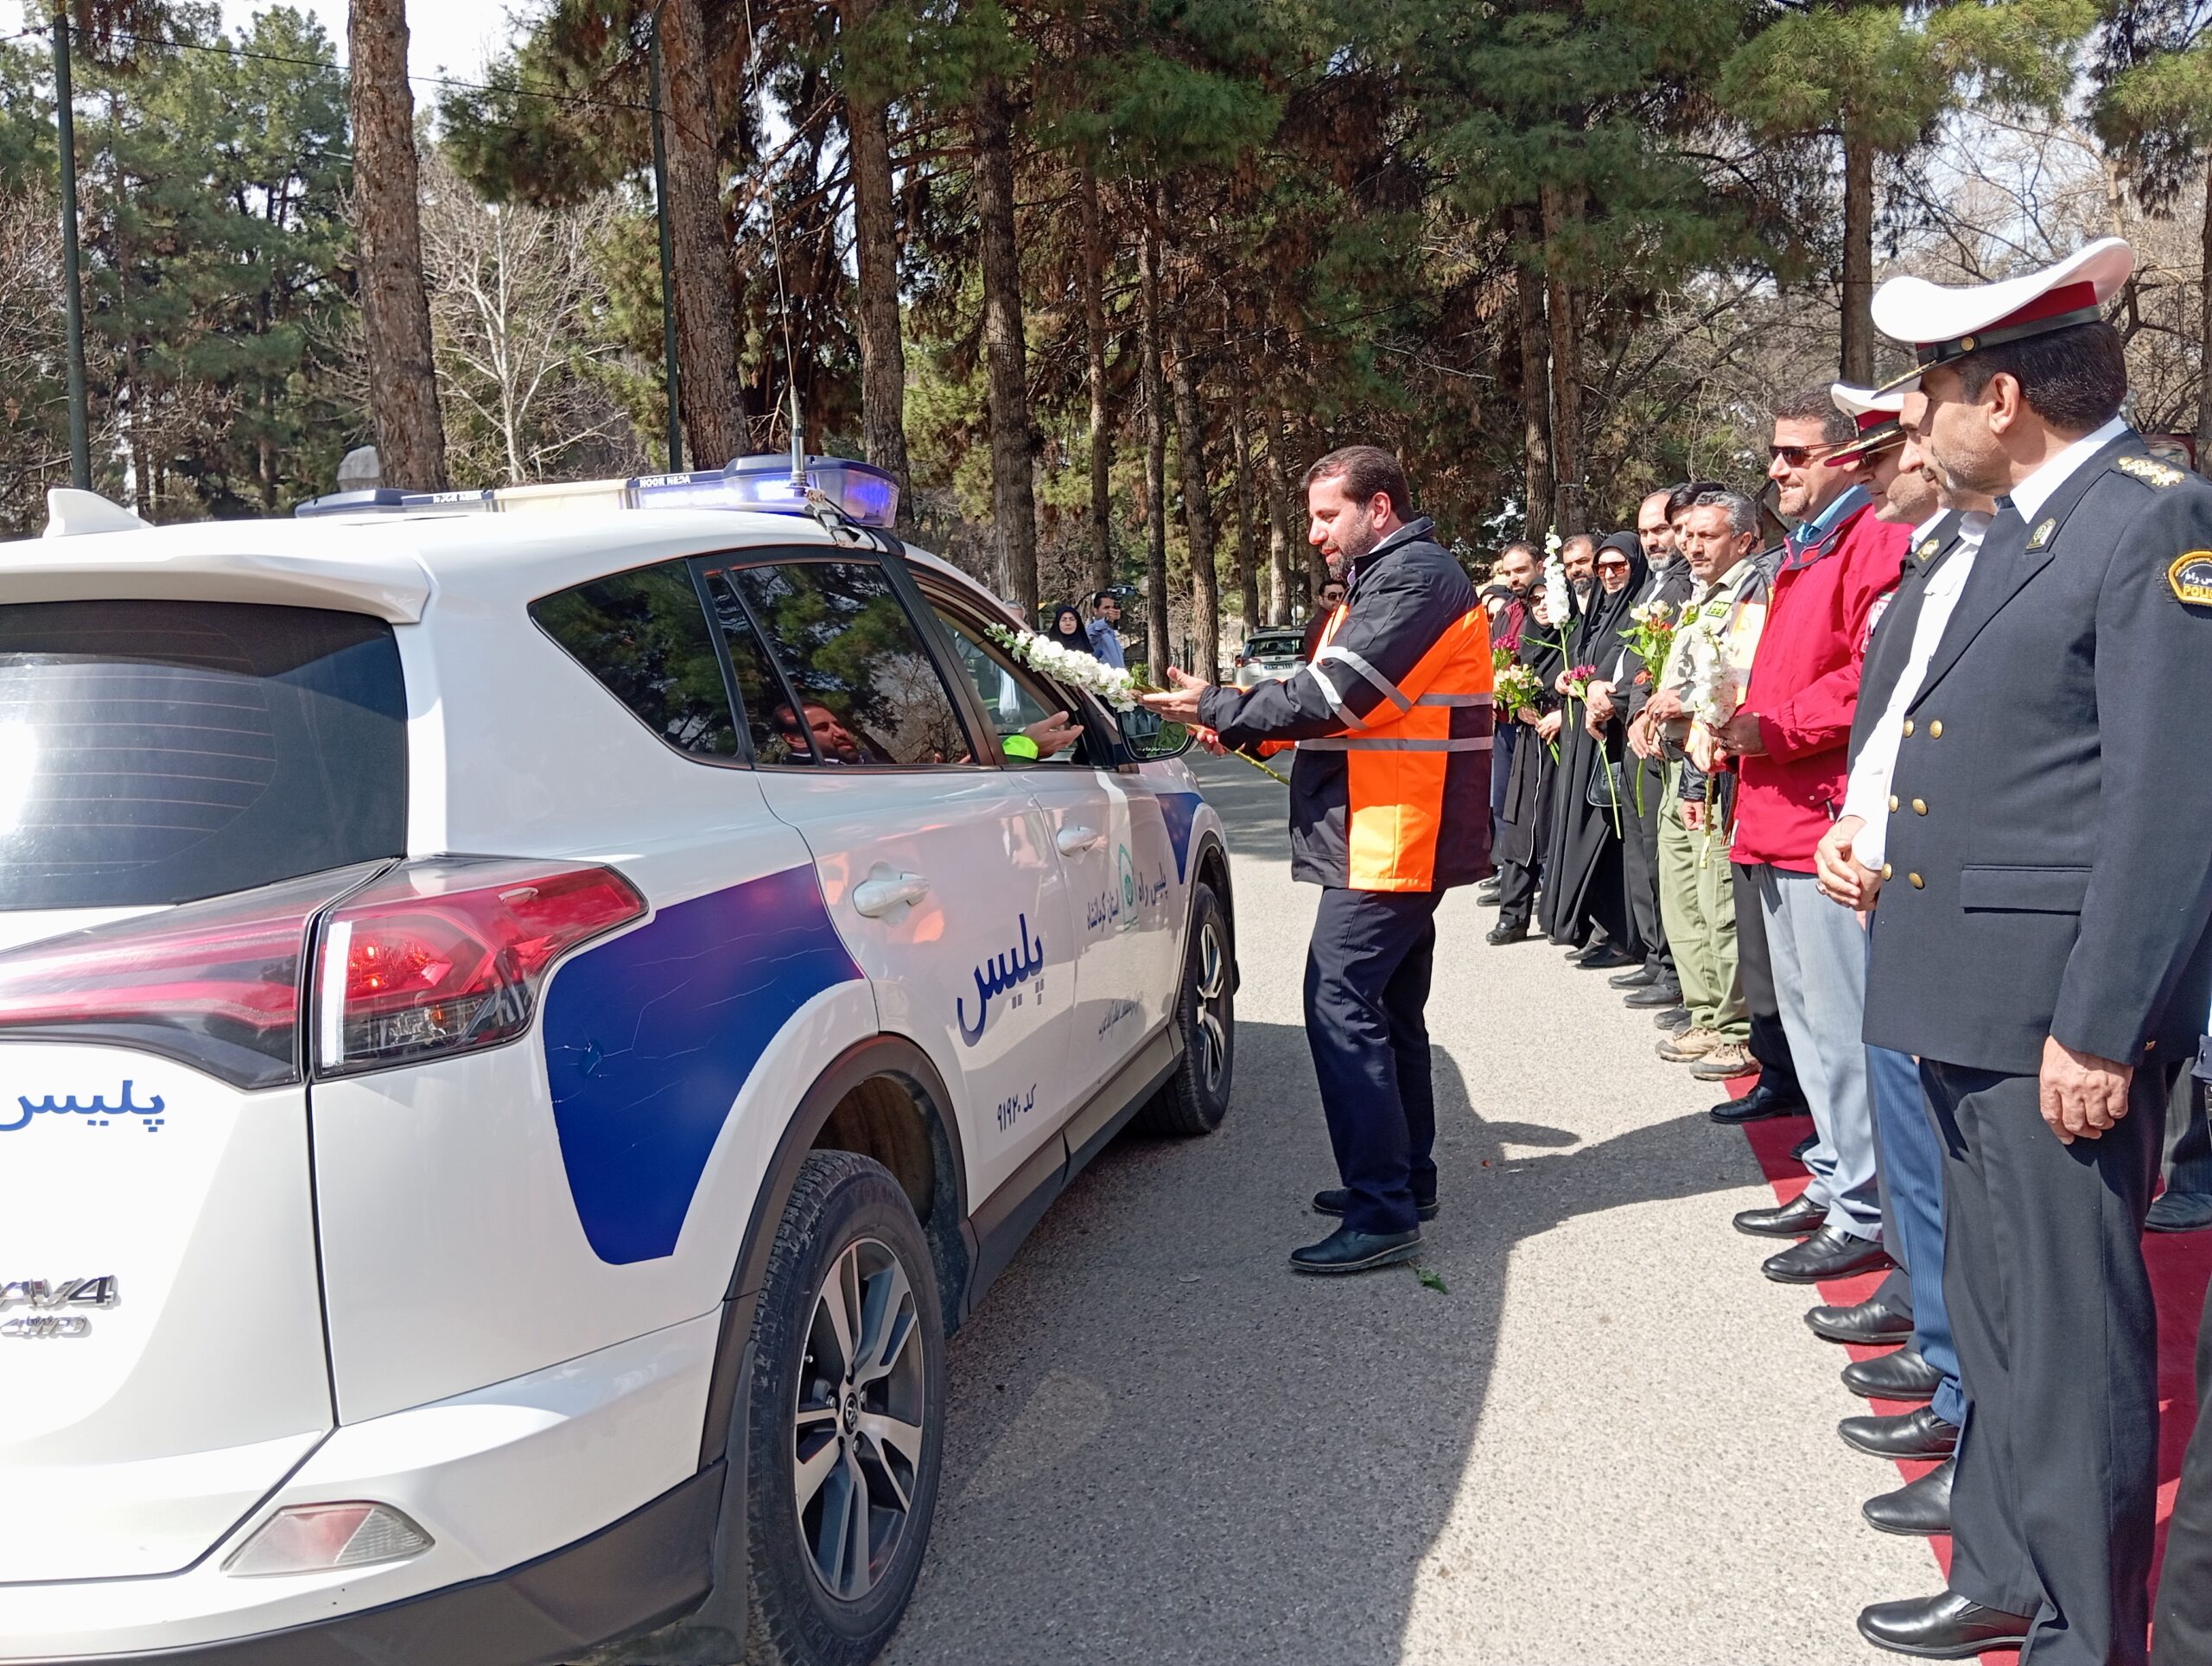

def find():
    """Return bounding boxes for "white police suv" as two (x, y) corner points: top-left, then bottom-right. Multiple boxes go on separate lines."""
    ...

(0, 458), (1236, 1666)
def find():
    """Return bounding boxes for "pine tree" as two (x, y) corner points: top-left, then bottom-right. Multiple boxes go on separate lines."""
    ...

(2092, 0), (2212, 455)
(349, 0), (447, 486)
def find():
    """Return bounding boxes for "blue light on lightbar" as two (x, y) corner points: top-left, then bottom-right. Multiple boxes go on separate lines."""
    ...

(296, 455), (900, 526)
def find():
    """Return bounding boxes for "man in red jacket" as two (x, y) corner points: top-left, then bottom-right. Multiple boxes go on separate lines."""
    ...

(1715, 385), (1910, 1284)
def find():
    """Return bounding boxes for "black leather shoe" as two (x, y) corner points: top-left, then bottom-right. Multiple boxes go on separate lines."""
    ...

(1857, 1591), (2031, 1658)
(1732, 1192), (1827, 1239)
(1864, 1459), (1953, 1537)
(1789, 1131), (1817, 1161)
(1475, 881), (1502, 905)
(1289, 1225), (1422, 1275)
(1654, 1006), (1691, 1032)
(1485, 920), (1530, 945)
(1805, 1297), (1914, 1346)
(1313, 1188), (1438, 1223)
(1624, 982), (1684, 1008)
(1707, 1081), (1810, 1124)
(2147, 1189), (2212, 1232)
(1763, 1224), (1891, 1284)
(1572, 943), (1639, 970)
(1843, 1346), (1942, 1401)
(1840, 1403), (1959, 1460)
(1608, 964), (1658, 989)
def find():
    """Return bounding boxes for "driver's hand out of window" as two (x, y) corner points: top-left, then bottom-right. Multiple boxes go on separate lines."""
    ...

(1004, 709), (1083, 760)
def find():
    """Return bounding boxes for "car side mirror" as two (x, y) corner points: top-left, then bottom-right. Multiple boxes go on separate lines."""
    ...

(1117, 706), (1194, 760)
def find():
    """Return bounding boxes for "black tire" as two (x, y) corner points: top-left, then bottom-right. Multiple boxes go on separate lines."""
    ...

(743, 1150), (946, 1666)
(1135, 879), (1235, 1135)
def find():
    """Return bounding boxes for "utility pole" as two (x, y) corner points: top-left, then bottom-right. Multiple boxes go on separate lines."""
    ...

(52, 3), (89, 490)
(646, 7), (683, 474)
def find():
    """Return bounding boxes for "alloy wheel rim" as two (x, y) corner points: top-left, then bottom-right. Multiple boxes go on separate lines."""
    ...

(792, 1236), (926, 1602)
(1194, 919), (1229, 1095)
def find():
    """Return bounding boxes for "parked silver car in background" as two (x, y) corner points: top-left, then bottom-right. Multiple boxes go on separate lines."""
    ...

(1230, 627), (1309, 690)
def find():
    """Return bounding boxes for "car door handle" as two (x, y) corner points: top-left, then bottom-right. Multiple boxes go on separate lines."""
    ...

(1056, 825), (1106, 855)
(852, 874), (931, 918)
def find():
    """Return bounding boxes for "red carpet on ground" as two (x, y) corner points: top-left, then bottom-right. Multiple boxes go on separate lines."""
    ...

(1738, 1099), (2212, 1663)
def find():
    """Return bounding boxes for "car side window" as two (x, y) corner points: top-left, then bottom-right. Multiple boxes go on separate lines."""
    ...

(722, 560), (974, 767)
(702, 570), (812, 765)
(928, 605), (1097, 768)
(531, 560), (741, 761)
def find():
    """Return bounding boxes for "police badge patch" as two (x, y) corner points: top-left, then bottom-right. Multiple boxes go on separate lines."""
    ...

(2168, 551), (2212, 607)
(2118, 455), (2185, 488)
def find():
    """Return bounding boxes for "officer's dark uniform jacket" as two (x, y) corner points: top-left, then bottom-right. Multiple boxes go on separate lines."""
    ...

(1863, 435), (2212, 1073)
(1198, 517), (1495, 893)
(1845, 509), (1967, 768)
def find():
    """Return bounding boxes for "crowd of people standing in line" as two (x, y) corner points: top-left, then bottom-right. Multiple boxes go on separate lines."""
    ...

(1458, 237), (2212, 1665)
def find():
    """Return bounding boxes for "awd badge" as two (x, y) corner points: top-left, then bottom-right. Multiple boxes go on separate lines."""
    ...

(2028, 518), (2056, 550)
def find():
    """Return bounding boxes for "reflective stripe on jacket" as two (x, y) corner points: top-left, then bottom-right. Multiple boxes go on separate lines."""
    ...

(1197, 518), (1496, 892)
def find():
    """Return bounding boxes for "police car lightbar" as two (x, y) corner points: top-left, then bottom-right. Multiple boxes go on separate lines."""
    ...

(296, 455), (900, 527)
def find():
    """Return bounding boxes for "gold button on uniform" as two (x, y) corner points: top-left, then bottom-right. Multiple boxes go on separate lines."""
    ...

(1888, 794), (1899, 811)
(1881, 863), (1894, 881)
(1903, 719), (1915, 736)
(1913, 798), (1927, 815)
(1929, 720), (1943, 738)
(1910, 873), (1924, 889)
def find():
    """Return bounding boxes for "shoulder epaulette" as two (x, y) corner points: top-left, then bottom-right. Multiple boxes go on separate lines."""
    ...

(2115, 455), (2186, 489)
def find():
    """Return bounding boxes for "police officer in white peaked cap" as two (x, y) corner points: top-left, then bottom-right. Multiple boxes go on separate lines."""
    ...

(1847, 238), (2212, 1666)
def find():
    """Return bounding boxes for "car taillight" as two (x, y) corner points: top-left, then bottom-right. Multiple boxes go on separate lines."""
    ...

(313, 858), (645, 1077)
(0, 865), (389, 1090)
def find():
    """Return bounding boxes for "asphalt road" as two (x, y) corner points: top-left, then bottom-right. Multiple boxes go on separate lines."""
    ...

(881, 752), (1933, 1665)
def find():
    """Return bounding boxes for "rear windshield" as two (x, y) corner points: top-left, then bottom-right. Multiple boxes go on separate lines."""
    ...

(0, 601), (408, 909)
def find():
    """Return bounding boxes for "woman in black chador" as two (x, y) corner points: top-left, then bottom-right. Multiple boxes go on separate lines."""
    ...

(1488, 585), (1573, 944)
(1541, 531), (1646, 960)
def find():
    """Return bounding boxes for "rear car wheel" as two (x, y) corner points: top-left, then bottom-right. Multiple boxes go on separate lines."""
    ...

(1135, 879), (1235, 1135)
(745, 1150), (945, 1666)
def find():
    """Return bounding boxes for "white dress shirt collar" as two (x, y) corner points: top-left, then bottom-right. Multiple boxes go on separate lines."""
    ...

(2006, 415), (2130, 523)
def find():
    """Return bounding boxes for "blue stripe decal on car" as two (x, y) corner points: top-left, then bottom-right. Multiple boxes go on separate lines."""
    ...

(1155, 790), (1203, 882)
(541, 866), (864, 1264)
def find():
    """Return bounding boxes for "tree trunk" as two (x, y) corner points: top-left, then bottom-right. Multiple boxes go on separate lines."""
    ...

(1840, 122), (1876, 385)
(1228, 374), (1261, 636)
(2198, 151), (2212, 464)
(973, 74), (1037, 616)
(1539, 184), (1582, 535)
(656, 0), (745, 470)
(1262, 404), (1293, 624)
(1080, 161), (1114, 596)
(1141, 198), (1170, 678)
(349, 0), (448, 489)
(1168, 311), (1218, 684)
(1514, 204), (1553, 544)
(841, 0), (909, 512)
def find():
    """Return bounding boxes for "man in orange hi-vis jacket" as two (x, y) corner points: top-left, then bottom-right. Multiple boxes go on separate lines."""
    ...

(1142, 445), (1495, 1273)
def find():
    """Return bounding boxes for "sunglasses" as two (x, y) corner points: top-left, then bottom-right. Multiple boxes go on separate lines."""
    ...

(1769, 442), (1841, 467)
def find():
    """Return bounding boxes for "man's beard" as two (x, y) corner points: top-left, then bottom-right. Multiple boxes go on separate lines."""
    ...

(1331, 515), (1382, 566)
(1571, 575), (1594, 597)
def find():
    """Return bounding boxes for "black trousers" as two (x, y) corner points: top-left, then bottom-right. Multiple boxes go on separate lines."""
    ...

(1495, 855), (1539, 931)
(1730, 859), (1802, 1104)
(1623, 755), (1670, 975)
(2156, 1267), (2212, 1665)
(1304, 886), (1441, 1236)
(1928, 1059), (2165, 1666)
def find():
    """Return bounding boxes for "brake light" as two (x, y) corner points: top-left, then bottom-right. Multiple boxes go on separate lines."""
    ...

(314, 858), (645, 1076)
(0, 865), (386, 1090)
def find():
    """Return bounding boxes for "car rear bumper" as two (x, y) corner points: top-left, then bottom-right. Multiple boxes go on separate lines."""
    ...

(0, 1314), (721, 1663)
(5, 1466), (721, 1666)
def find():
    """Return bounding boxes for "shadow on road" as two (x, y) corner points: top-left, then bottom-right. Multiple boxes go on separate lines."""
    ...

(882, 1014), (1747, 1664)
